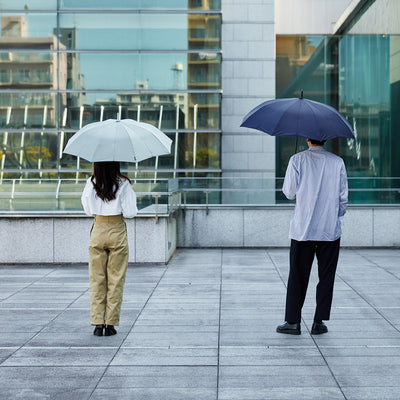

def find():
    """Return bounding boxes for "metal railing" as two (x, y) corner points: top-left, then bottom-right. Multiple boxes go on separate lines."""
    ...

(0, 177), (399, 219)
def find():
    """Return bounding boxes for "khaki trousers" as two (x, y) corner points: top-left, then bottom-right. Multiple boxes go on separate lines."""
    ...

(89, 214), (129, 326)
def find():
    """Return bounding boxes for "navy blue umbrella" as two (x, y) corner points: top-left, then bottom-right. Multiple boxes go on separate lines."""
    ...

(240, 92), (354, 141)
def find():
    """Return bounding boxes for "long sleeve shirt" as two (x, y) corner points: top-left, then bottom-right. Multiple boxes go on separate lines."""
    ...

(81, 177), (138, 218)
(282, 146), (348, 241)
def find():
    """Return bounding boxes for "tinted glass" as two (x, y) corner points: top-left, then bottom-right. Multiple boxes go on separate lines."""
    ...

(59, 0), (220, 10)
(0, 13), (57, 39)
(59, 13), (220, 50)
(61, 92), (220, 130)
(0, 1), (56, 10)
(276, 34), (400, 205)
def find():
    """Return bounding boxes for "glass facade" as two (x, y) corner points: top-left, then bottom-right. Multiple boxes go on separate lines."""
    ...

(276, 34), (400, 204)
(0, 1), (222, 191)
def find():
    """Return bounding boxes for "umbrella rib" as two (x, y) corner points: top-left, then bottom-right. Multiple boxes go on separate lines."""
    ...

(119, 123), (141, 160)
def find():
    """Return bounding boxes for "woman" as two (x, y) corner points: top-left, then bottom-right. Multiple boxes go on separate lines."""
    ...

(81, 161), (137, 336)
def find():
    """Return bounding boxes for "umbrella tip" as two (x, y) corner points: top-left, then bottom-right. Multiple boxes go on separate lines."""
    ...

(300, 90), (304, 99)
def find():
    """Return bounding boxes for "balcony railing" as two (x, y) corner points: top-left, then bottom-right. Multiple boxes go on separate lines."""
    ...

(0, 178), (399, 218)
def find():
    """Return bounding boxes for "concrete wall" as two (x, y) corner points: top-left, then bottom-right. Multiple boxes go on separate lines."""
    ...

(177, 207), (400, 247)
(276, 0), (354, 34)
(347, 0), (400, 34)
(221, 0), (276, 203)
(0, 216), (177, 264)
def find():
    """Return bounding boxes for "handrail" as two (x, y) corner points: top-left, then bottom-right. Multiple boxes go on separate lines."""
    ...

(0, 179), (399, 217)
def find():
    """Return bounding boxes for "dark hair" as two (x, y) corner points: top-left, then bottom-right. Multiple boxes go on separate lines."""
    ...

(308, 139), (326, 146)
(91, 162), (131, 202)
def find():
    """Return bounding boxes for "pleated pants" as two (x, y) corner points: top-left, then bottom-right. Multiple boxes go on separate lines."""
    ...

(285, 238), (341, 324)
(89, 214), (129, 326)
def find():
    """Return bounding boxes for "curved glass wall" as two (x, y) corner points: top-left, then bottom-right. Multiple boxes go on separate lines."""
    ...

(0, 1), (222, 196)
(276, 34), (400, 205)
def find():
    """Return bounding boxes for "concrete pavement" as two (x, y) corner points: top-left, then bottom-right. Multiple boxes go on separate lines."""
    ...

(0, 248), (399, 399)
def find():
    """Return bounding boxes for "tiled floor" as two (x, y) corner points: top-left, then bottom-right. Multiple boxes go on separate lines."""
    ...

(0, 248), (400, 399)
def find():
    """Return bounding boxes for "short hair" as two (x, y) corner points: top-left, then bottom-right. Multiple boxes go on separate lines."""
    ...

(308, 139), (326, 146)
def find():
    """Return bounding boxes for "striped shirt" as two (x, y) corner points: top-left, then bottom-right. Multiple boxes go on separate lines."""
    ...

(283, 146), (348, 241)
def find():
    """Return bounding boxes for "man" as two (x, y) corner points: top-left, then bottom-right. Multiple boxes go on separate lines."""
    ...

(276, 138), (348, 335)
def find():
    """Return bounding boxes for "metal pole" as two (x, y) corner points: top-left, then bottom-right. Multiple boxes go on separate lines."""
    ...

(76, 105), (84, 183)
(191, 104), (198, 183)
(100, 105), (104, 122)
(19, 105), (28, 183)
(134, 105), (141, 182)
(39, 105), (47, 181)
(1, 106), (12, 183)
(154, 105), (163, 183)
(59, 107), (67, 159)
(173, 104), (179, 179)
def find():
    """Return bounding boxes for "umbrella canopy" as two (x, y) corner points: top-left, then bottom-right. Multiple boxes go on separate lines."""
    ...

(63, 118), (172, 162)
(240, 94), (354, 141)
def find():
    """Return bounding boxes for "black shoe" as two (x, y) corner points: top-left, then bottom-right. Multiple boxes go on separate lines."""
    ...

(93, 324), (104, 336)
(105, 325), (117, 336)
(311, 321), (328, 335)
(276, 322), (301, 335)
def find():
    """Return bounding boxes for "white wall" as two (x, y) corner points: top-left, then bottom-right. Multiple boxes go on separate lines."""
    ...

(221, 0), (276, 201)
(0, 216), (176, 264)
(178, 207), (400, 247)
(276, 0), (353, 34)
(348, 0), (400, 34)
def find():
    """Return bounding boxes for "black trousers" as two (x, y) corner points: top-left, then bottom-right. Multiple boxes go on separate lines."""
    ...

(285, 238), (341, 324)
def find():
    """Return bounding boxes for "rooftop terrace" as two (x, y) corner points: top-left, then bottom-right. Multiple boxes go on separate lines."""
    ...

(0, 248), (400, 399)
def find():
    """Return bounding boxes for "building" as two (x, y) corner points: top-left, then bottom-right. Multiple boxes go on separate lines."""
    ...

(0, 0), (399, 262)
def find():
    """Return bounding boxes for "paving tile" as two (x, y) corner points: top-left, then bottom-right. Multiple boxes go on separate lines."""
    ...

(3, 347), (117, 366)
(0, 347), (18, 364)
(0, 388), (92, 400)
(98, 366), (217, 389)
(90, 388), (217, 400)
(219, 387), (345, 400)
(219, 365), (337, 388)
(26, 332), (127, 347)
(122, 331), (219, 347)
(111, 347), (217, 366)
(0, 332), (37, 347)
(0, 366), (104, 390)
(0, 248), (399, 397)
(220, 346), (325, 366)
(342, 387), (400, 400)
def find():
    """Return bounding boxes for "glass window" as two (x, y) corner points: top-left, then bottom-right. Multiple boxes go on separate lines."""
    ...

(0, 13), (57, 40)
(59, 0), (220, 11)
(0, 92), (57, 128)
(276, 34), (400, 205)
(0, 1), (56, 10)
(59, 13), (220, 50)
(0, 5), (221, 197)
(60, 91), (220, 131)
(63, 52), (220, 91)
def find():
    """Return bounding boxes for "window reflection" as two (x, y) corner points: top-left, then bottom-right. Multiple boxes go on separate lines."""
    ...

(59, 0), (220, 10)
(58, 13), (220, 50)
(0, 7), (221, 186)
(276, 34), (400, 204)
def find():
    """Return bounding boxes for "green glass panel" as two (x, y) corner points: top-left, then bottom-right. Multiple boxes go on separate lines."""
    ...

(275, 34), (400, 205)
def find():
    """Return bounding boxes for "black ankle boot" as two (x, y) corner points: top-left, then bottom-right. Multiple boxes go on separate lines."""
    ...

(105, 325), (117, 336)
(93, 324), (104, 336)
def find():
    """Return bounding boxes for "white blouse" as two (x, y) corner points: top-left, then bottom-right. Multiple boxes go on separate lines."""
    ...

(81, 177), (138, 218)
